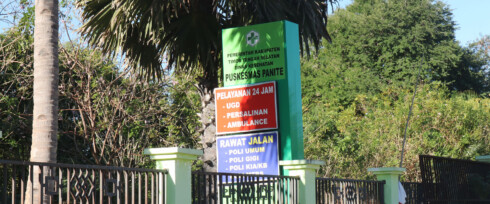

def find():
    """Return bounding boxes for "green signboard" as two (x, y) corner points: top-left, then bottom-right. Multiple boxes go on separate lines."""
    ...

(222, 21), (287, 86)
(222, 20), (304, 176)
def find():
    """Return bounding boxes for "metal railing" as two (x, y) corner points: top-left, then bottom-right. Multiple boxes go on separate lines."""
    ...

(316, 178), (385, 204)
(0, 159), (167, 204)
(401, 182), (424, 204)
(192, 171), (299, 204)
(419, 155), (490, 203)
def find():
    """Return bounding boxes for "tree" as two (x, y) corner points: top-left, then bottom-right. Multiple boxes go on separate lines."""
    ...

(450, 42), (490, 95)
(0, 28), (201, 168)
(329, 0), (463, 87)
(77, 0), (339, 171)
(301, 0), (490, 180)
(57, 44), (201, 167)
(1, 0), (202, 168)
(0, 22), (34, 162)
(22, 0), (59, 202)
(461, 35), (490, 95)
(302, 0), (489, 109)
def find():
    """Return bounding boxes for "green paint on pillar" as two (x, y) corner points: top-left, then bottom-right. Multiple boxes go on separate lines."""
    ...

(279, 21), (304, 161)
(222, 21), (305, 176)
(280, 160), (325, 204)
(368, 167), (405, 204)
(144, 147), (203, 204)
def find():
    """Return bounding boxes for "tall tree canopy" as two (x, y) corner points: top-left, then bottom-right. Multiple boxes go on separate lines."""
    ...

(78, 0), (339, 171)
(301, 0), (490, 180)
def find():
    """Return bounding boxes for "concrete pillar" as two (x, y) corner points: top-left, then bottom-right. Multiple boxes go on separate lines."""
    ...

(279, 160), (324, 204)
(475, 155), (490, 163)
(144, 147), (203, 204)
(368, 167), (405, 204)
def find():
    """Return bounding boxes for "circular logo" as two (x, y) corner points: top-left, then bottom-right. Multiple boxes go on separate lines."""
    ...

(246, 30), (260, 47)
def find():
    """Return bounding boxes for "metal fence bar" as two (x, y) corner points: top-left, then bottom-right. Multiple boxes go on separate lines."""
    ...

(131, 172), (135, 204)
(12, 165), (16, 204)
(293, 177), (298, 204)
(418, 155), (490, 203)
(0, 159), (167, 204)
(316, 177), (385, 204)
(208, 172), (212, 204)
(20, 165), (25, 204)
(2, 164), (7, 204)
(29, 165), (33, 204)
(57, 168), (62, 204)
(99, 169), (103, 204)
(138, 172), (141, 204)
(401, 182), (425, 204)
(161, 172), (165, 204)
(191, 171), (299, 204)
(91, 169), (96, 204)
(40, 165), (45, 203)
(151, 172), (155, 204)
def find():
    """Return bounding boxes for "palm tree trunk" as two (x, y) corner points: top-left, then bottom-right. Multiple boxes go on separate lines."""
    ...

(25, 0), (59, 202)
(196, 76), (218, 172)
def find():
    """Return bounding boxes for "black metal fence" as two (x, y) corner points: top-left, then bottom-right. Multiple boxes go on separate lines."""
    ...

(401, 182), (424, 204)
(419, 155), (490, 203)
(192, 171), (299, 204)
(0, 159), (166, 204)
(316, 178), (385, 204)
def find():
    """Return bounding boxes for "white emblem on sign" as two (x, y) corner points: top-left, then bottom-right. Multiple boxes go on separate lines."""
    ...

(246, 30), (260, 47)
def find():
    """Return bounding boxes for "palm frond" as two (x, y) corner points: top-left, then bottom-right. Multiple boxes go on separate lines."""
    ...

(78, 0), (335, 80)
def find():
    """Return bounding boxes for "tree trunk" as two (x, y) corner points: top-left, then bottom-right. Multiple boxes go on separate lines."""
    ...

(25, 0), (59, 203)
(196, 77), (218, 172)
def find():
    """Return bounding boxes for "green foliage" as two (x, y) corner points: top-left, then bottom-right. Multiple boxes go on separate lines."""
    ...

(159, 75), (201, 148)
(56, 44), (201, 167)
(304, 82), (490, 180)
(302, 0), (490, 181)
(320, 0), (487, 91)
(458, 35), (490, 96)
(0, 26), (200, 167)
(0, 27), (34, 160)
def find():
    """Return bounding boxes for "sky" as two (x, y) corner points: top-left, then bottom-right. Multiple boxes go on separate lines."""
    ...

(1, 0), (489, 46)
(443, 0), (490, 45)
(333, 0), (490, 46)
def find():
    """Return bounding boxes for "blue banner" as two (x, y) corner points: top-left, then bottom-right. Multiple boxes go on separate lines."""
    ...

(217, 131), (279, 175)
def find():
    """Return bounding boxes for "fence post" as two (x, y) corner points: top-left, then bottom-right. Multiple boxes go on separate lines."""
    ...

(476, 155), (490, 163)
(368, 167), (405, 204)
(280, 160), (324, 204)
(144, 147), (203, 204)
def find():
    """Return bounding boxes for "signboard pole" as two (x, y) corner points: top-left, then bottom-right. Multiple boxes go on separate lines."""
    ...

(277, 21), (304, 161)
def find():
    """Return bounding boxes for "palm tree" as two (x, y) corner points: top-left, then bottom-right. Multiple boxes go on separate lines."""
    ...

(25, 0), (59, 202)
(78, 0), (337, 171)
